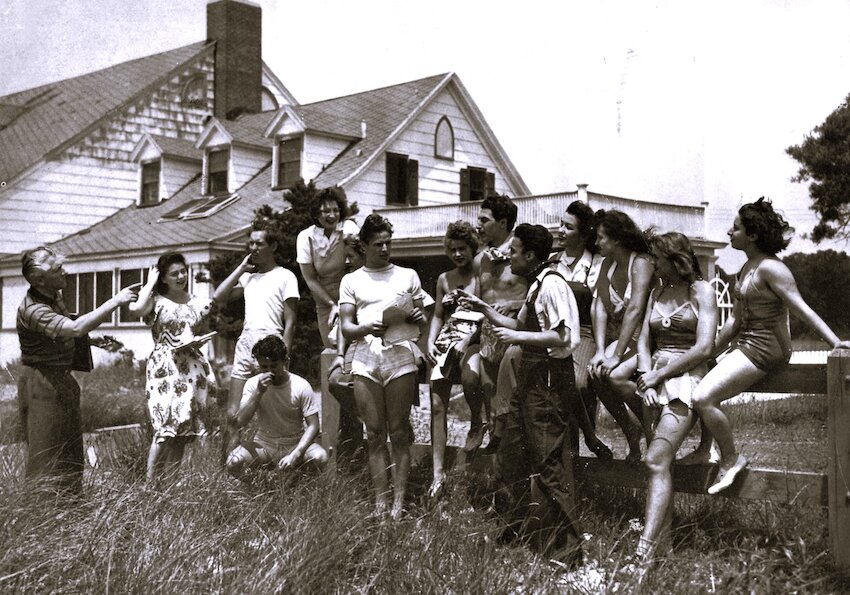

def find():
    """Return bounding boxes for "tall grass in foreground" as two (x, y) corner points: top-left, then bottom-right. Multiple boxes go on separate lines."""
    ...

(1, 439), (849, 594)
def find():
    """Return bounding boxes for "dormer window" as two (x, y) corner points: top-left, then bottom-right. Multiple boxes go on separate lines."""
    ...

(275, 135), (303, 189)
(435, 116), (454, 160)
(140, 160), (161, 206)
(208, 148), (230, 195)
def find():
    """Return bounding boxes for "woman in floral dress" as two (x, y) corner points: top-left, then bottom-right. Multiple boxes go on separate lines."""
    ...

(129, 251), (214, 482)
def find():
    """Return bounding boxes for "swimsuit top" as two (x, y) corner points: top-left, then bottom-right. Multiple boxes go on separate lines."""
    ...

(605, 252), (637, 323)
(734, 260), (787, 331)
(649, 288), (699, 351)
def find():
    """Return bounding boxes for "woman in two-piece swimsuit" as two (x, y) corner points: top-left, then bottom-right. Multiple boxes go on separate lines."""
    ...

(633, 232), (717, 562)
(589, 210), (656, 462)
(693, 198), (850, 494)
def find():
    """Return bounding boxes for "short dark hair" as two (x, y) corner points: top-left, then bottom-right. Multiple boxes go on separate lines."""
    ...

(252, 335), (288, 362)
(596, 209), (650, 254)
(565, 200), (599, 254)
(250, 222), (282, 250)
(21, 246), (62, 285)
(514, 223), (553, 262)
(444, 220), (479, 253)
(154, 251), (188, 295)
(359, 213), (394, 244)
(739, 197), (793, 255)
(647, 231), (702, 283)
(310, 186), (351, 223)
(481, 194), (518, 231)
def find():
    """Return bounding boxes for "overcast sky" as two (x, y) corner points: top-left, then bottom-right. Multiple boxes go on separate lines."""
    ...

(3, 0), (850, 268)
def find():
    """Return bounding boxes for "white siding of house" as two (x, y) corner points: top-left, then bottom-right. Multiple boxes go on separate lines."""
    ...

(231, 146), (271, 190)
(344, 87), (510, 210)
(0, 53), (215, 254)
(303, 134), (349, 183)
(161, 157), (201, 200)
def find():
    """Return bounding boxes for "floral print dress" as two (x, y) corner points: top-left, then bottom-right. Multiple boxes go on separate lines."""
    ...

(144, 295), (214, 442)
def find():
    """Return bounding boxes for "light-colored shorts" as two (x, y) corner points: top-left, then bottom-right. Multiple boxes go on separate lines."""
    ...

(239, 435), (326, 466)
(232, 330), (283, 380)
(350, 339), (417, 387)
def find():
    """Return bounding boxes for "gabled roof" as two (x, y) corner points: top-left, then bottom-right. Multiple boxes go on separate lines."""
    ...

(41, 161), (280, 258)
(0, 41), (213, 185)
(130, 134), (202, 163)
(300, 72), (529, 195)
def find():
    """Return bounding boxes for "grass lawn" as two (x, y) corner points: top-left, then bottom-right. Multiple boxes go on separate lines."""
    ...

(0, 364), (846, 593)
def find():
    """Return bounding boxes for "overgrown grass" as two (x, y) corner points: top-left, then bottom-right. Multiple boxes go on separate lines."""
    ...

(1, 365), (848, 591)
(1, 434), (849, 593)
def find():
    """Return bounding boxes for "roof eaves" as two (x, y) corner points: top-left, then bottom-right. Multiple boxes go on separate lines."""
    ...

(41, 42), (214, 165)
(262, 62), (298, 107)
(446, 76), (531, 196)
(338, 72), (454, 187)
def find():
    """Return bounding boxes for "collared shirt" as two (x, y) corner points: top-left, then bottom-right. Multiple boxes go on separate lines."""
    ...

(554, 249), (603, 292)
(17, 287), (75, 367)
(518, 268), (581, 359)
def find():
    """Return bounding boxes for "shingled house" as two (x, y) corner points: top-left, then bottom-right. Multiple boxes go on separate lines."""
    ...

(0, 0), (721, 364)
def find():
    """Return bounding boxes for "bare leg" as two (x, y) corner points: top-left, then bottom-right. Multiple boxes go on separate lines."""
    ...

(353, 376), (391, 515)
(609, 354), (653, 440)
(677, 418), (715, 465)
(461, 350), (486, 450)
(386, 373), (415, 519)
(641, 400), (695, 556)
(429, 378), (451, 496)
(692, 350), (763, 468)
(146, 439), (163, 483)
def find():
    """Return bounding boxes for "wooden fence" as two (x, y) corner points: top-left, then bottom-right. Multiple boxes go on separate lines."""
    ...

(319, 347), (850, 570)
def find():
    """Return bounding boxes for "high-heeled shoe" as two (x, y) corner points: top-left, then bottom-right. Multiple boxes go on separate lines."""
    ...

(586, 438), (614, 460)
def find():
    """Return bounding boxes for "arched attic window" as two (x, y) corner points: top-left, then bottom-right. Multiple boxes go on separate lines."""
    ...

(435, 116), (454, 160)
(261, 87), (280, 111)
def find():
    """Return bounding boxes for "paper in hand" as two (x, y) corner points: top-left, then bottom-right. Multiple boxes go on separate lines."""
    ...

(381, 292), (419, 345)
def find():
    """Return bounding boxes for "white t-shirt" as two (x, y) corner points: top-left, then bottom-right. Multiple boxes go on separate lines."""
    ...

(339, 264), (433, 342)
(242, 372), (318, 443)
(519, 269), (581, 359)
(238, 266), (299, 333)
(295, 220), (359, 265)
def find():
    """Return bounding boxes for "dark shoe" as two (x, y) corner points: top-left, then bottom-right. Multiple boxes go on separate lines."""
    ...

(463, 423), (488, 452)
(586, 438), (613, 460)
(481, 435), (501, 455)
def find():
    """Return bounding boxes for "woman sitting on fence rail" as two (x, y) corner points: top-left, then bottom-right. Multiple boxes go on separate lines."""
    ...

(129, 251), (215, 483)
(693, 198), (850, 495)
(633, 232), (717, 561)
(589, 210), (656, 462)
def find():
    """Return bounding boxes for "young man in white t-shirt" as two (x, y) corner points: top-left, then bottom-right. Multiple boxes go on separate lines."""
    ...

(214, 226), (300, 460)
(225, 335), (327, 478)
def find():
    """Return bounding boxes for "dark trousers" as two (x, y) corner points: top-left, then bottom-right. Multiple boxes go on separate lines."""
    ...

(18, 366), (84, 493)
(495, 355), (582, 562)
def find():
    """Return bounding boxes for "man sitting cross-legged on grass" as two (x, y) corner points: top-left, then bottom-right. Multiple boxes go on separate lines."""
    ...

(226, 335), (328, 479)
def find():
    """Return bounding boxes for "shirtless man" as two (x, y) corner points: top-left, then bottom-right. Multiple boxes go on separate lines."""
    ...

(462, 194), (528, 452)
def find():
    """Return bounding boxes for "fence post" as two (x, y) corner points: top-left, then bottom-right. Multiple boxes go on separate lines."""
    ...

(828, 348), (850, 570)
(319, 348), (340, 466)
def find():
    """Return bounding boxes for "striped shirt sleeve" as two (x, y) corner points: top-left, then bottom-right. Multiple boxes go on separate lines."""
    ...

(19, 300), (72, 339)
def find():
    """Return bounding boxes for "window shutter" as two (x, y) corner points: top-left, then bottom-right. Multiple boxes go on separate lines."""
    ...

(486, 172), (496, 198)
(460, 168), (470, 202)
(407, 159), (418, 205)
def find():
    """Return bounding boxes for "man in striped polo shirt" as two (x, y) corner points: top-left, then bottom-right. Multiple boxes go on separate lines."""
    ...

(17, 246), (140, 493)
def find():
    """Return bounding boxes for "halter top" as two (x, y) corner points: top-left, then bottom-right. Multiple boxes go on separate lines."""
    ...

(605, 252), (637, 322)
(649, 290), (699, 350)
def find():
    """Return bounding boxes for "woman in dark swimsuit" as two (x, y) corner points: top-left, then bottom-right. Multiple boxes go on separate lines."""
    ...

(694, 198), (850, 494)
(589, 210), (655, 462)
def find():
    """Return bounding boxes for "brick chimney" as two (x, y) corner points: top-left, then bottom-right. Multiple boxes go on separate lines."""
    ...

(207, 0), (262, 120)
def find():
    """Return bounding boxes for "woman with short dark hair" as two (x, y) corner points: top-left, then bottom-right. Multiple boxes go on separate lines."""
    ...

(693, 198), (850, 494)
